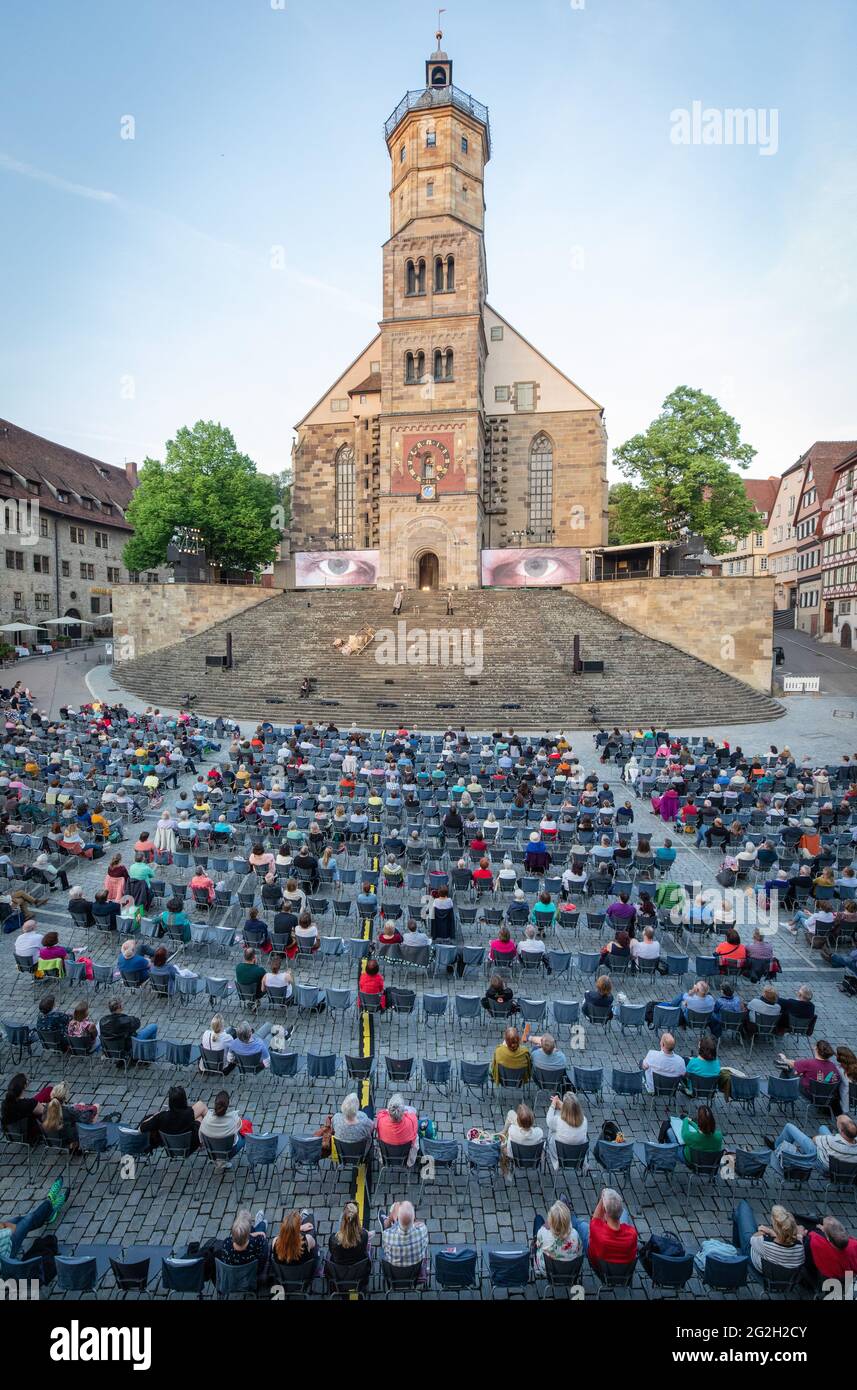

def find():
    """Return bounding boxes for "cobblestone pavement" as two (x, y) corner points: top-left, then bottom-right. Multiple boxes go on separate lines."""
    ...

(2, 722), (856, 1300)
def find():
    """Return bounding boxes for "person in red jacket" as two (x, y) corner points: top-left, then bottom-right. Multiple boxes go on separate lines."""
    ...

(807, 1217), (857, 1284)
(472, 856), (493, 889)
(358, 958), (386, 1010)
(579, 1188), (638, 1265)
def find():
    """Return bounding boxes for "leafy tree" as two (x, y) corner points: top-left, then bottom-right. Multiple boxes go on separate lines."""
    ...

(123, 421), (282, 574)
(607, 482), (666, 546)
(611, 386), (763, 554)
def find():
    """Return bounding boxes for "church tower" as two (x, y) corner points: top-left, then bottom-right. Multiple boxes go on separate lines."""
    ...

(376, 32), (491, 589)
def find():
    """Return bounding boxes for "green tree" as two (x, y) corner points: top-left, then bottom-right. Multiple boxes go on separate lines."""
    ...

(607, 481), (667, 546)
(123, 421), (282, 574)
(612, 386), (763, 554)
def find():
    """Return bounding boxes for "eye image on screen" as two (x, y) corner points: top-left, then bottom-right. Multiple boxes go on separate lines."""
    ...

(295, 549), (380, 587)
(481, 547), (581, 588)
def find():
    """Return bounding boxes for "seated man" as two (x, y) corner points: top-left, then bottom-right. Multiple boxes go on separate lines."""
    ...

(117, 938), (151, 981)
(775, 983), (816, 1036)
(742, 927), (775, 981)
(235, 947), (267, 999)
(708, 983), (746, 1038)
(640, 1031), (686, 1093)
(746, 985), (781, 1032)
(401, 921), (431, 950)
(227, 1021), (273, 1070)
(630, 925), (661, 970)
(518, 923), (549, 970)
(665, 979), (715, 1023)
(380, 1200), (429, 1271)
(99, 997), (157, 1057)
(804, 1217), (857, 1286)
(764, 1113), (857, 1174)
(574, 1187), (637, 1265)
(775, 1039), (845, 1112)
(529, 1032), (567, 1079)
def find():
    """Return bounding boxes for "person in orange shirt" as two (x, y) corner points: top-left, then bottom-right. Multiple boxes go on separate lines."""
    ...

(359, 957), (386, 1010)
(715, 928), (747, 970)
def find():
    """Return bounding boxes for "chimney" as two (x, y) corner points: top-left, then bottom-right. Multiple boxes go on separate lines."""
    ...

(125, 459), (138, 485)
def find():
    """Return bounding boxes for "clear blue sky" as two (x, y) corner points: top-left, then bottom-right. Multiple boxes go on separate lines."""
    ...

(1, 0), (854, 480)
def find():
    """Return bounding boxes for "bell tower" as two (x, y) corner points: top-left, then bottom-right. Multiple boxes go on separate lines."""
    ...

(377, 33), (491, 590)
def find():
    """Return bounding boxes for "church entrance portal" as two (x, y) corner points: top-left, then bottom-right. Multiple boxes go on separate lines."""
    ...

(418, 552), (439, 590)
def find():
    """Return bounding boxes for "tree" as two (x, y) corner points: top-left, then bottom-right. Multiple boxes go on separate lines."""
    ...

(123, 421), (282, 574)
(607, 482), (666, 546)
(611, 386), (763, 554)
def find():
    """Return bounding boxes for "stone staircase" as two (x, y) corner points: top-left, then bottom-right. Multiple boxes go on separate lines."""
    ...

(113, 588), (784, 728)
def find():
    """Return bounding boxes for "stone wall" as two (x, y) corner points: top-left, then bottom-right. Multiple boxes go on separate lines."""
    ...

(566, 576), (775, 694)
(112, 584), (279, 663)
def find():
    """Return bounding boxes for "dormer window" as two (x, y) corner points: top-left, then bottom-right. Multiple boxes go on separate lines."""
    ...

(26, 480), (39, 495)
(81, 495), (94, 509)
(57, 490), (69, 503)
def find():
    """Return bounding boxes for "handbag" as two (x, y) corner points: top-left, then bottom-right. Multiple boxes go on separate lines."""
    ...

(313, 1115), (334, 1158)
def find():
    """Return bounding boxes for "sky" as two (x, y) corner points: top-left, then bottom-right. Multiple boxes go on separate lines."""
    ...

(1, 0), (855, 483)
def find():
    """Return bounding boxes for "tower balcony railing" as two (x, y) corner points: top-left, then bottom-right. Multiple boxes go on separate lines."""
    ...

(384, 86), (491, 153)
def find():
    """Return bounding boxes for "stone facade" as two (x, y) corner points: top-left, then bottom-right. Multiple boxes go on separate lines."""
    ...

(290, 43), (608, 590)
(111, 583), (278, 663)
(570, 576), (775, 694)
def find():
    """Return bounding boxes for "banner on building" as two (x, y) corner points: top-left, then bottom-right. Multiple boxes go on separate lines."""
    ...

(294, 549), (380, 588)
(481, 547), (582, 587)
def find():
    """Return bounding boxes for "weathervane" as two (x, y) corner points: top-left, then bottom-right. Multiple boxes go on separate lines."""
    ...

(436, 7), (445, 43)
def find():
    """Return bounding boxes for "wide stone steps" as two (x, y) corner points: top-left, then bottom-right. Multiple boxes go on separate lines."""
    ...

(114, 588), (784, 728)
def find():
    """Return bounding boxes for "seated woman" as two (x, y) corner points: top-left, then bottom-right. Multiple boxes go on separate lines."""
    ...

(359, 957), (386, 1009)
(189, 867), (215, 904)
(715, 928), (747, 971)
(262, 954), (293, 998)
(662, 1103), (723, 1166)
(482, 973), (517, 1013)
(67, 1002), (100, 1052)
(200, 1014), (235, 1073)
(532, 1199), (582, 1275)
(248, 842), (275, 873)
(382, 856), (403, 887)
(682, 1034), (721, 1096)
(490, 924), (518, 964)
(134, 832), (155, 863)
(545, 1092), (588, 1171)
(375, 1093), (419, 1166)
(199, 1089), (245, 1164)
(40, 1081), (100, 1152)
(139, 1084), (207, 1151)
(157, 896), (192, 943)
(472, 856), (494, 890)
(272, 1208), (317, 1268)
(377, 919), (403, 947)
(2, 1072), (48, 1143)
(37, 931), (71, 979)
(490, 1027), (532, 1084)
(531, 891), (558, 935)
(599, 928), (631, 965)
(730, 1201), (806, 1276)
(149, 945), (182, 995)
(327, 1202), (370, 1284)
(583, 972), (615, 1020)
(294, 910), (319, 951)
(501, 1101), (544, 1158)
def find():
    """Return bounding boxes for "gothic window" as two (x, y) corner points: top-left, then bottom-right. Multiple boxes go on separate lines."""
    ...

(528, 433), (554, 537)
(335, 445), (355, 545)
(434, 257), (444, 292)
(446, 255), (455, 290)
(406, 259), (415, 295)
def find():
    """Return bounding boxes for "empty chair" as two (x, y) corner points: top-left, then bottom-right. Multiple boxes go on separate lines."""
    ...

(454, 994), (481, 1026)
(422, 993), (448, 1024)
(611, 1068), (645, 1102)
(485, 1245), (532, 1298)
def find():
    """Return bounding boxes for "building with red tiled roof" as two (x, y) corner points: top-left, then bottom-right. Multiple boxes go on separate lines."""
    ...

(793, 441), (857, 636)
(0, 418), (168, 639)
(719, 476), (779, 579)
(820, 445), (857, 647)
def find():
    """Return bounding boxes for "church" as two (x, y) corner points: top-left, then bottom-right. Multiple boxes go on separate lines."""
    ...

(290, 35), (608, 592)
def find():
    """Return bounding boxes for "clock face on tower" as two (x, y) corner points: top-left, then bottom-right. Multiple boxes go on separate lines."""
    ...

(406, 437), (451, 486)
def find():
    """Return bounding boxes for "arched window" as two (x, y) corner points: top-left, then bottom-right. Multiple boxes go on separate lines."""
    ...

(335, 445), (355, 545)
(416, 259), (426, 294)
(433, 349), (443, 381)
(434, 257), (444, 292)
(444, 349), (454, 379)
(446, 255), (455, 290)
(415, 351), (425, 380)
(405, 259), (415, 295)
(528, 433), (553, 538)
(405, 351), (415, 382)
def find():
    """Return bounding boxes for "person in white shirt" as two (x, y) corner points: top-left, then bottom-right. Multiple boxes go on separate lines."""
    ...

(631, 926), (661, 964)
(14, 922), (44, 962)
(641, 1032), (687, 1093)
(545, 1092), (588, 1170)
(518, 924), (546, 959)
(501, 1102), (544, 1157)
(262, 961), (294, 997)
(294, 913), (319, 949)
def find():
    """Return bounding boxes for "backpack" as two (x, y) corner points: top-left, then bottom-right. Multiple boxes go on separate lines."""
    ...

(639, 1231), (684, 1276)
(600, 1120), (621, 1143)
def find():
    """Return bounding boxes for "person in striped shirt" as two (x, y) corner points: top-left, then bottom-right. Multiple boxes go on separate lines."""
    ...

(380, 1201), (429, 1269)
(732, 1202), (806, 1274)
